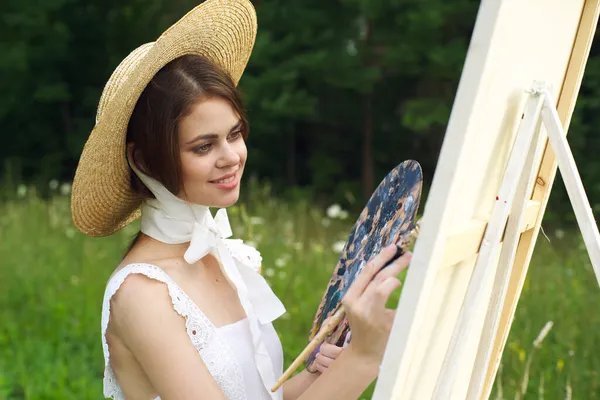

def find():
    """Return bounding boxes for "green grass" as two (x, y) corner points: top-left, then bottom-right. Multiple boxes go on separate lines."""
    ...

(1, 183), (599, 399)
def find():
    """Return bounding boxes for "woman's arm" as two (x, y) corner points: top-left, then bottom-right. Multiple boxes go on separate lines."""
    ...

(283, 342), (344, 400)
(110, 274), (228, 400)
(283, 345), (378, 400)
(296, 344), (379, 399)
(283, 370), (320, 400)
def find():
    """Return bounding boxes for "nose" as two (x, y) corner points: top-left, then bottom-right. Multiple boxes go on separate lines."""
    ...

(216, 142), (240, 168)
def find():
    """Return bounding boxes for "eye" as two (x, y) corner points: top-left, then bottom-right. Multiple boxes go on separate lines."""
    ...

(228, 130), (243, 141)
(193, 143), (212, 153)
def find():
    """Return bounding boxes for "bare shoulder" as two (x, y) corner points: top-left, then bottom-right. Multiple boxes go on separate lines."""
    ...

(112, 272), (166, 305)
(109, 272), (179, 334)
(105, 267), (228, 399)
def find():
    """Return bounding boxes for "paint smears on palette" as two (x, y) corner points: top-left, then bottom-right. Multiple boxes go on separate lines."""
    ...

(305, 160), (423, 372)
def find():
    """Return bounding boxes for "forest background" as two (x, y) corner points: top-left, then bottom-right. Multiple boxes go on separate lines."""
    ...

(2, 0), (600, 398)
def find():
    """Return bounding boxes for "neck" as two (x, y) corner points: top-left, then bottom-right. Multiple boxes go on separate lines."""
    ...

(125, 231), (192, 264)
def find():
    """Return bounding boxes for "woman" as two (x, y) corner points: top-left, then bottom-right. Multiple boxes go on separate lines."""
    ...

(71, 1), (411, 399)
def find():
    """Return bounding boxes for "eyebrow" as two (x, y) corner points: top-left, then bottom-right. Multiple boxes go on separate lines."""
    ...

(185, 120), (243, 145)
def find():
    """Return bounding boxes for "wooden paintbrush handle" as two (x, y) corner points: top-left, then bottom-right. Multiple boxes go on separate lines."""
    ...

(271, 307), (346, 392)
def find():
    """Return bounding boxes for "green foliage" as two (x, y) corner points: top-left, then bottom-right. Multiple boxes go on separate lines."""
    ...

(1, 0), (599, 221)
(0, 0), (478, 204)
(0, 0), (191, 183)
(1, 188), (600, 398)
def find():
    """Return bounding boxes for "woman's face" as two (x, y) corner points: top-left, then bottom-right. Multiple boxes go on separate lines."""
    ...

(177, 97), (247, 208)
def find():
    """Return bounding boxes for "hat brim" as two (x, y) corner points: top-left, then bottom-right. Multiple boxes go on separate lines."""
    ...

(71, 0), (257, 237)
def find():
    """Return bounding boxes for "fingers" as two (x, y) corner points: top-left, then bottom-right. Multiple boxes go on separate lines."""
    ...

(343, 244), (398, 306)
(370, 252), (411, 286)
(360, 252), (409, 316)
(315, 344), (343, 370)
(311, 343), (343, 374)
(315, 362), (327, 374)
(368, 276), (403, 311)
(315, 353), (333, 368)
(318, 342), (343, 358)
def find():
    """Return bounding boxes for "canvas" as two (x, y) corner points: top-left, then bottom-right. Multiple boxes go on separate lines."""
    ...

(372, 1), (600, 399)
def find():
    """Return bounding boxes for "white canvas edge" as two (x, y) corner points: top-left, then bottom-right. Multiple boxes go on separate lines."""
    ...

(372, 0), (520, 397)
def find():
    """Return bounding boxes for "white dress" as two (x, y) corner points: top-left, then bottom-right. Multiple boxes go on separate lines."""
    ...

(101, 241), (285, 400)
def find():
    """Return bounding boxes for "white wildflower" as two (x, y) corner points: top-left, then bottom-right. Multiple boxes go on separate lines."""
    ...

(332, 240), (346, 253)
(338, 210), (349, 220)
(275, 257), (287, 268)
(17, 185), (27, 198)
(327, 204), (342, 218)
(49, 179), (59, 190)
(245, 240), (257, 248)
(265, 268), (275, 277)
(555, 229), (565, 239)
(346, 40), (357, 56)
(249, 216), (264, 225)
(278, 271), (287, 280)
(321, 218), (331, 227)
(60, 182), (72, 196)
(292, 242), (303, 251)
(533, 321), (554, 348)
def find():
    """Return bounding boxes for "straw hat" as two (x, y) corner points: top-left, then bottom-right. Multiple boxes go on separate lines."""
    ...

(71, 0), (257, 237)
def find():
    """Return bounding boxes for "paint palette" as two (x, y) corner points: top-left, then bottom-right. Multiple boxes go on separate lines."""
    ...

(305, 160), (423, 372)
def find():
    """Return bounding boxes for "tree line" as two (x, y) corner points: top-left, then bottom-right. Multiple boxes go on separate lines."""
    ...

(1, 0), (598, 224)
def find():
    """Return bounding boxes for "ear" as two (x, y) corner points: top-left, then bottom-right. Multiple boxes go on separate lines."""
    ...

(126, 143), (149, 175)
(126, 143), (136, 165)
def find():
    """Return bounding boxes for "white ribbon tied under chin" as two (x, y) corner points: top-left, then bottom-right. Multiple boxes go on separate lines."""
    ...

(183, 208), (285, 325)
(184, 208), (232, 264)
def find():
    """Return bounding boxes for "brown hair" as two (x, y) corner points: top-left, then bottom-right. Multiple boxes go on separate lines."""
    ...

(124, 54), (249, 253)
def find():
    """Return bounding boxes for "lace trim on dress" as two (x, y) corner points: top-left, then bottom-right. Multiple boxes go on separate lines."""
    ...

(224, 239), (263, 273)
(101, 263), (246, 400)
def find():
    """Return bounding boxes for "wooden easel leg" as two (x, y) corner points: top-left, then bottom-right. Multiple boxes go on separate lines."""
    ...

(466, 91), (548, 400)
(541, 90), (600, 283)
(432, 89), (546, 399)
(465, 87), (600, 400)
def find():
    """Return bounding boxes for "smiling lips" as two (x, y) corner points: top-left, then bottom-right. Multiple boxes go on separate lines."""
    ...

(209, 170), (239, 190)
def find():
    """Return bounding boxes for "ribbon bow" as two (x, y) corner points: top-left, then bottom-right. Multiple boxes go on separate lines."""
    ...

(184, 208), (232, 264)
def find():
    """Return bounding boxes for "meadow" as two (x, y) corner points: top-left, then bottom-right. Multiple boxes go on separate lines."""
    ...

(1, 181), (599, 399)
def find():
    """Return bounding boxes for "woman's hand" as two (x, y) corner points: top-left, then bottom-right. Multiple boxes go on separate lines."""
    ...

(341, 243), (411, 366)
(313, 342), (343, 373)
(295, 244), (412, 400)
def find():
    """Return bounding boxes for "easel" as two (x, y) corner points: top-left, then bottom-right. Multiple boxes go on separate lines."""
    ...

(432, 81), (600, 399)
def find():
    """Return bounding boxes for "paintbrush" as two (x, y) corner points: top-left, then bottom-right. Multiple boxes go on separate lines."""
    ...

(270, 222), (420, 392)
